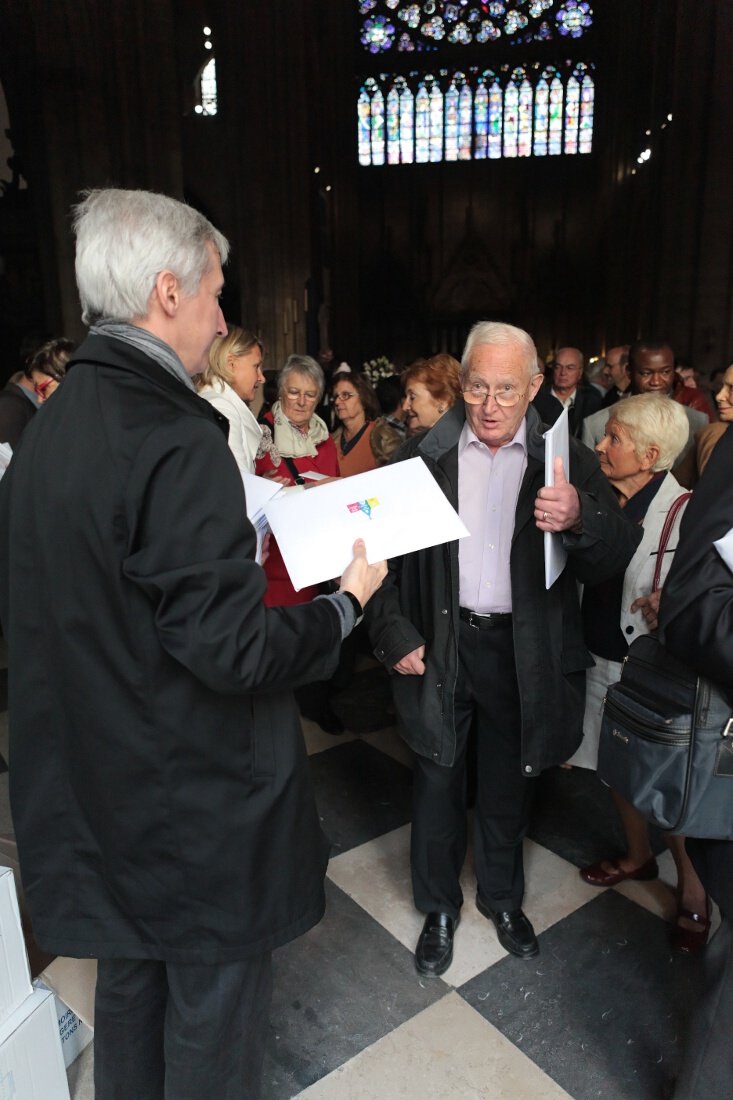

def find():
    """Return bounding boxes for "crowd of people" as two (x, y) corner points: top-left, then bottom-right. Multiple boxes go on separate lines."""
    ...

(0, 188), (731, 1100)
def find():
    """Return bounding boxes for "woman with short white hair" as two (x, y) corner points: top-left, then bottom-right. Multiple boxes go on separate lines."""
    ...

(571, 394), (709, 953)
(255, 354), (339, 607)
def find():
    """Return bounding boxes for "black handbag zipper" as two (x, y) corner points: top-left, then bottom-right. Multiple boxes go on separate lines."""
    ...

(604, 692), (690, 746)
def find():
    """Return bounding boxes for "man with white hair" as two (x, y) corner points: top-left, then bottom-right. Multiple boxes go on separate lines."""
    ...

(367, 321), (640, 975)
(0, 188), (385, 1100)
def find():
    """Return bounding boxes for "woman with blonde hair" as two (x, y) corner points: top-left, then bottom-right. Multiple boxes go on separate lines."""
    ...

(196, 325), (276, 473)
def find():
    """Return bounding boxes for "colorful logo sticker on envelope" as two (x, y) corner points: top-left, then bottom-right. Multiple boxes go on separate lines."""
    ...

(346, 497), (380, 519)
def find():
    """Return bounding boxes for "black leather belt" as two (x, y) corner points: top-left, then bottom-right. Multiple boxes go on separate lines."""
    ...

(459, 607), (513, 629)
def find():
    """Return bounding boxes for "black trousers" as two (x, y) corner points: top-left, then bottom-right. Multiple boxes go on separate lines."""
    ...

(94, 953), (273, 1100)
(411, 616), (535, 918)
(673, 839), (733, 1099)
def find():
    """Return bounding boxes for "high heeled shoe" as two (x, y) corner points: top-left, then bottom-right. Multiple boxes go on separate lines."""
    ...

(669, 897), (711, 954)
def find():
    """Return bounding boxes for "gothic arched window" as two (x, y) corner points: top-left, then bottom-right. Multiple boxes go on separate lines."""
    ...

(357, 62), (594, 166)
(357, 1), (595, 165)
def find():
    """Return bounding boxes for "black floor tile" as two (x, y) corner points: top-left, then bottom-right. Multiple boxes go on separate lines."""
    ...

(529, 766), (667, 868)
(263, 879), (447, 1098)
(459, 890), (706, 1100)
(309, 739), (412, 855)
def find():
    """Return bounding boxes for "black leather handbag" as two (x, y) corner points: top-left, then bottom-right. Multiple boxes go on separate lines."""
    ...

(597, 633), (733, 838)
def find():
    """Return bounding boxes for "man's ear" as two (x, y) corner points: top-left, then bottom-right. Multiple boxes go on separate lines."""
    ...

(528, 371), (544, 401)
(153, 270), (180, 318)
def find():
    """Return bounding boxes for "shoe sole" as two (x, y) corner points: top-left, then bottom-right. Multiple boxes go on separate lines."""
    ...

(414, 953), (453, 977)
(476, 896), (539, 959)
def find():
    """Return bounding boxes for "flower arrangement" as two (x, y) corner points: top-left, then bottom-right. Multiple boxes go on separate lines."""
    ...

(362, 356), (396, 386)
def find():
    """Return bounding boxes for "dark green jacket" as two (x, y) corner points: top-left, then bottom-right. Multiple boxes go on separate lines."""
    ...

(366, 402), (641, 774)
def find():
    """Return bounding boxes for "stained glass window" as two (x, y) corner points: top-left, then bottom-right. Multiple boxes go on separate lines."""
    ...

(488, 76), (503, 159)
(474, 78), (489, 160)
(517, 72), (533, 157)
(533, 72), (550, 156)
(548, 72), (564, 155)
(357, 63), (594, 165)
(503, 78), (519, 158)
(194, 26), (218, 117)
(458, 82), (473, 160)
(358, 1), (592, 52)
(578, 63), (594, 154)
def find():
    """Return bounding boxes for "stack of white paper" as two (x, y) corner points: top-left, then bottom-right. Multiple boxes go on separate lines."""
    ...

(240, 471), (283, 561)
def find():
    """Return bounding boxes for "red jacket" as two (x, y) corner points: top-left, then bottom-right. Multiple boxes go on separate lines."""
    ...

(255, 412), (340, 606)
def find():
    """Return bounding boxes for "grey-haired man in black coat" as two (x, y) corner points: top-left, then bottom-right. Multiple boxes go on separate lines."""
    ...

(0, 188), (385, 1100)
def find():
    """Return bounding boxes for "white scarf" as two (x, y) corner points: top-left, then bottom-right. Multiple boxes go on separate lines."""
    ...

(271, 401), (329, 458)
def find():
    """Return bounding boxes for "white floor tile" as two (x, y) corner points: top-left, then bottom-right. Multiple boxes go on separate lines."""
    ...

(294, 991), (572, 1100)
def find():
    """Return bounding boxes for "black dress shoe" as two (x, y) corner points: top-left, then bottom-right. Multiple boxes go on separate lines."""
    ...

(476, 896), (539, 958)
(414, 912), (459, 977)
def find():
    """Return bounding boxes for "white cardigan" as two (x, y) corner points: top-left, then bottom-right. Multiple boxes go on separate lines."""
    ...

(198, 379), (262, 474)
(570, 470), (690, 769)
(620, 470), (689, 643)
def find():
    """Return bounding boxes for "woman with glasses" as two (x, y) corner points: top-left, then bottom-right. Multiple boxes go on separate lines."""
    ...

(402, 354), (462, 436)
(331, 372), (380, 477)
(255, 354), (339, 607)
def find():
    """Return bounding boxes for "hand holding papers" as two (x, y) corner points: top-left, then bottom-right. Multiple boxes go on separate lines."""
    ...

(540, 407), (570, 588)
(263, 457), (469, 592)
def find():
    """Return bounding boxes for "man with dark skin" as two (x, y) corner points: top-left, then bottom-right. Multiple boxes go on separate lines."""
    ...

(582, 341), (707, 473)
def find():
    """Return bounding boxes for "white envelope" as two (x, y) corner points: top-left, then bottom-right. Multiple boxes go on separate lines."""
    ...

(263, 457), (469, 591)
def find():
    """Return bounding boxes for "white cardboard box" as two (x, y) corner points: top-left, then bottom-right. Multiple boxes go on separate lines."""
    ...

(0, 867), (32, 1027)
(0, 988), (71, 1099)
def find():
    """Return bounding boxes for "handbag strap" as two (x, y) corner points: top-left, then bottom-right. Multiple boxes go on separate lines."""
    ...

(652, 492), (692, 592)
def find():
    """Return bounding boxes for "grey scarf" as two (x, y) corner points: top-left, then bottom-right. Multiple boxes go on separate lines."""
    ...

(89, 320), (195, 392)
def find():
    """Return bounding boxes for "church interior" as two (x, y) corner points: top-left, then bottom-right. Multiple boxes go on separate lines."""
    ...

(0, 2), (731, 1098)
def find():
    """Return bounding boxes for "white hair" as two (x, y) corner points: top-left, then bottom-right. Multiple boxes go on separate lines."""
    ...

(461, 321), (540, 380)
(610, 394), (690, 472)
(278, 355), (325, 401)
(73, 189), (230, 325)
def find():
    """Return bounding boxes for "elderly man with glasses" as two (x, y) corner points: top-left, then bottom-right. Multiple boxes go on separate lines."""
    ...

(366, 321), (640, 975)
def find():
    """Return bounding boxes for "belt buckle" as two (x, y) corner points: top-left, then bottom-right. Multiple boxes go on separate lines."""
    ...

(468, 611), (481, 629)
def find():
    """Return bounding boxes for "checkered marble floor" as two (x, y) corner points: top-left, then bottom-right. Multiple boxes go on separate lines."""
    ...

(0, 650), (714, 1099)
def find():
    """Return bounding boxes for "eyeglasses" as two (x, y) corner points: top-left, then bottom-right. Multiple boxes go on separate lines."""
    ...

(33, 379), (56, 398)
(462, 382), (526, 408)
(333, 392), (357, 402)
(285, 388), (318, 402)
